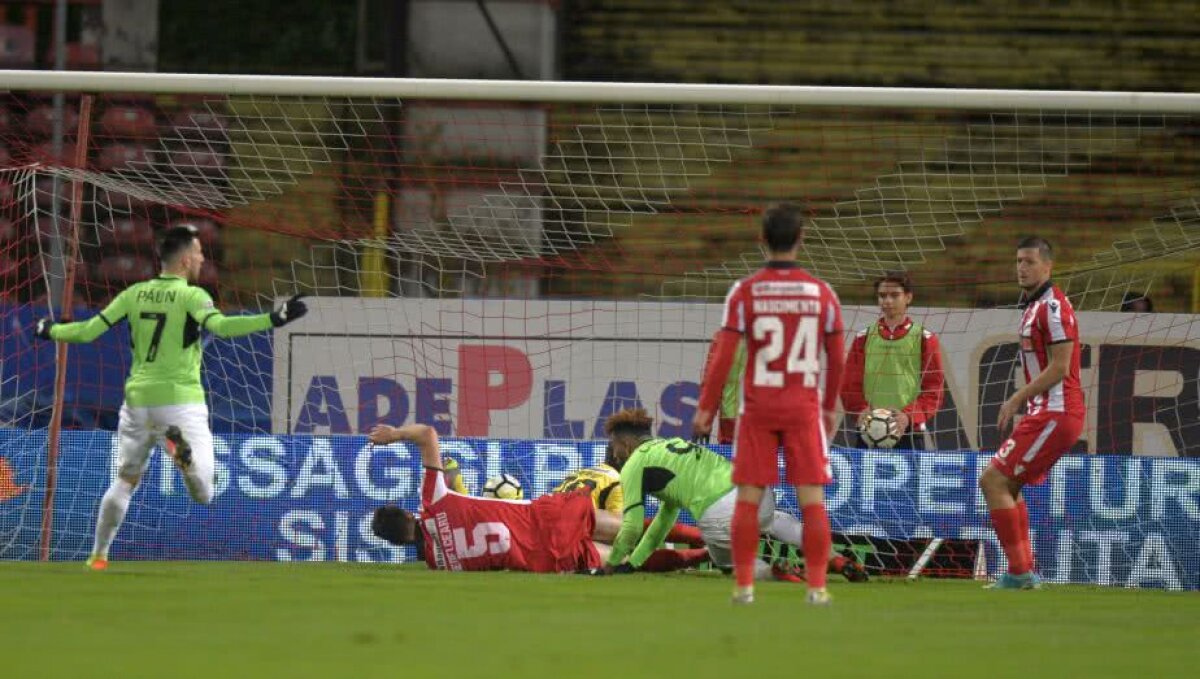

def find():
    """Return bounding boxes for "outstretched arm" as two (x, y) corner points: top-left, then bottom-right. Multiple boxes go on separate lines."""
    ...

(191, 292), (307, 339)
(43, 293), (129, 344)
(368, 423), (442, 469)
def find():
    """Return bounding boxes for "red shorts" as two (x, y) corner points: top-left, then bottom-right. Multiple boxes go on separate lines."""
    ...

(527, 491), (601, 573)
(732, 412), (831, 486)
(990, 412), (1083, 485)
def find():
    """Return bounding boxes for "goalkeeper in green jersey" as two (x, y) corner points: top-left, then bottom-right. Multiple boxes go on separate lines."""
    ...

(34, 224), (308, 570)
(602, 408), (866, 582)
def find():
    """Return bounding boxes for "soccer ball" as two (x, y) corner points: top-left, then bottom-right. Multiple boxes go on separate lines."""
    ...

(859, 408), (900, 449)
(481, 474), (524, 500)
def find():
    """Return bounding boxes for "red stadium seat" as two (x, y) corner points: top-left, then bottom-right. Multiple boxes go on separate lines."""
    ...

(99, 105), (159, 139)
(43, 42), (100, 70)
(98, 217), (155, 252)
(26, 103), (80, 138)
(0, 25), (35, 67)
(0, 144), (11, 169)
(0, 104), (12, 135)
(0, 253), (21, 281)
(169, 107), (229, 140)
(0, 177), (14, 206)
(168, 145), (226, 174)
(0, 216), (19, 243)
(30, 140), (82, 166)
(96, 254), (155, 285)
(33, 175), (63, 209)
(96, 143), (153, 172)
(94, 186), (155, 212)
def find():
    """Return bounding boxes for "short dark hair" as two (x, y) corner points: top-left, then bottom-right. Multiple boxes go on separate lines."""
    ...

(158, 224), (200, 263)
(874, 270), (913, 294)
(371, 505), (419, 546)
(761, 202), (806, 253)
(1016, 236), (1053, 262)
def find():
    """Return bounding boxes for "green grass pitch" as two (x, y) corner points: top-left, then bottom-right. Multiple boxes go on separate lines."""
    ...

(2, 562), (1196, 678)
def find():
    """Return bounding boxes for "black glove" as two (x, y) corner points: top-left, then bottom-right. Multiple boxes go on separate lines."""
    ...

(34, 318), (54, 340)
(611, 562), (636, 574)
(270, 294), (308, 327)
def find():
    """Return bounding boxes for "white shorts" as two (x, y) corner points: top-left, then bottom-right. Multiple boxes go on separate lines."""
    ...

(117, 403), (213, 482)
(696, 489), (776, 569)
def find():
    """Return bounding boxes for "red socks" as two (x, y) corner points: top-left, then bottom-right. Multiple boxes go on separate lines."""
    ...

(668, 523), (705, 547)
(801, 503), (831, 589)
(640, 548), (710, 573)
(641, 519), (704, 547)
(990, 506), (1031, 575)
(1016, 499), (1035, 570)
(731, 500), (761, 588)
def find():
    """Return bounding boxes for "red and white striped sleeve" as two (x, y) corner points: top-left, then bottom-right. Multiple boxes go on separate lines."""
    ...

(1042, 290), (1078, 344)
(421, 467), (449, 507)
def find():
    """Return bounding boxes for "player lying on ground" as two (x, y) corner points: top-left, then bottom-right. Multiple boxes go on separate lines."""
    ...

(979, 236), (1084, 590)
(34, 224), (307, 570)
(366, 424), (706, 573)
(602, 409), (866, 583)
(442, 447), (708, 552)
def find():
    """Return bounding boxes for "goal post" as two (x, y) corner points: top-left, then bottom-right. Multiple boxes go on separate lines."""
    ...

(0, 71), (1194, 588)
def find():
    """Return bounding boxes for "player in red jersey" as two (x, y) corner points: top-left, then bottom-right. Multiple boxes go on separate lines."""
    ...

(692, 203), (845, 605)
(980, 236), (1084, 590)
(366, 424), (705, 573)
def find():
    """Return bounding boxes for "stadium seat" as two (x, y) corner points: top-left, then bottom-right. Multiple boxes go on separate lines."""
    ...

(168, 144), (227, 174)
(98, 217), (155, 252)
(96, 143), (153, 172)
(33, 175), (63, 209)
(30, 140), (82, 166)
(0, 252), (21, 280)
(99, 104), (159, 139)
(25, 103), (80, 138)
(0, 178), (14, 206)
(0, 216), (19, 244)
(0, 24), (35, 67)
(0, 104), (12, 135)
(0, 144), (10, 169)
(96, 254), (155, 285)
(94, 185), (155, 212)
(169, 107), (229, 140)
(42, 42), (100, 71)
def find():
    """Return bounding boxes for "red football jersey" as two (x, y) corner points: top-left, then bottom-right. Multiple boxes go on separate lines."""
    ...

(1018, 283), (1084, 417)
(720, 262), (843, 420)
(419, 468), (540, 571)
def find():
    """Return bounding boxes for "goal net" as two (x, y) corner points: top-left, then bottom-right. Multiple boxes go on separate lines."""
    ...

(0, 73), (1195, 588)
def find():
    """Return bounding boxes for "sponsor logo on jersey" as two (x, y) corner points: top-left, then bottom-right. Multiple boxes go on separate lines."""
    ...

(751, 280), (821, 297)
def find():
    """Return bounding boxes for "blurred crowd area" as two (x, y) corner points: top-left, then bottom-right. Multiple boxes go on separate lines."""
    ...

(0, 1), (1195, 312)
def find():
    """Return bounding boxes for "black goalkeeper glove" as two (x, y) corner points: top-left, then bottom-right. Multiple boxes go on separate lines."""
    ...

(610, 562), (636, 574)
(270, 294), (308, 327)
(33, 318), (55, 340)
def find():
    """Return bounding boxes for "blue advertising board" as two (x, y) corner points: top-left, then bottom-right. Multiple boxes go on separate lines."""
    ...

(1, 430), (1195, 590)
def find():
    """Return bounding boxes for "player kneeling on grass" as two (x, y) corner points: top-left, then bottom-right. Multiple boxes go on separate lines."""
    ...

(601, 408), (866, 584)
(367, 424), (703, 573)
(34, 225), (307, 571)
